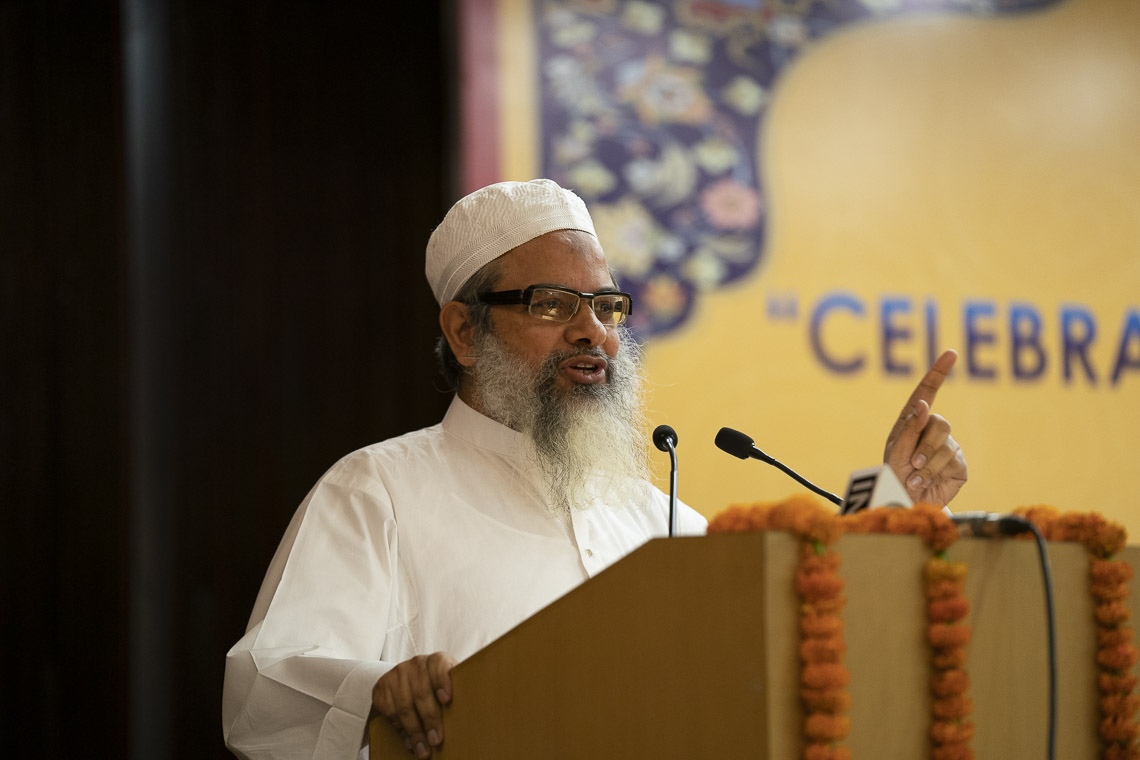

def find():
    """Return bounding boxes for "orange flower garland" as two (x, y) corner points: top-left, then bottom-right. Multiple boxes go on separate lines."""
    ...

(710, 498), (972, 760)
(712, 499), (1140, 758)
(711, 495), (851, 760)
(845, 505), (974, 760)
(923, 558), (974, 760)
(798, 540), (851, 760)
(711, 499), (971, 760)
(1014, 506), (1140, 760)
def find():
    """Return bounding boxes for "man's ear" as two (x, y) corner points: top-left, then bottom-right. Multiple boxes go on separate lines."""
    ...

(439, 301), (479, 368)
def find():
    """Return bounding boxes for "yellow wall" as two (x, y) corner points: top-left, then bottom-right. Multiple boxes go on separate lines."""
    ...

(643, 0), (1140, 533)
(497, 0), (1140, 536)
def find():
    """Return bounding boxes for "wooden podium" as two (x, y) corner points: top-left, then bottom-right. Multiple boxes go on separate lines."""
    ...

(370, 532), (1140, 758)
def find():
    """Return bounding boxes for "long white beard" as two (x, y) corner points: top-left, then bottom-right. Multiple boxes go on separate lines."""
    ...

(468, 329), (652, 514)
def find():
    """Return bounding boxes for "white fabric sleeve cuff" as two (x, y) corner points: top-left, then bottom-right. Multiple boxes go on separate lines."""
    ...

(316, 659), (395, 759)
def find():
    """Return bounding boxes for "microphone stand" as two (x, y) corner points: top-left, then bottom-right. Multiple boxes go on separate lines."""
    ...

(750, 446), (842, 507)
(652, 425), (679, 537)
(664, 438), (677, 537)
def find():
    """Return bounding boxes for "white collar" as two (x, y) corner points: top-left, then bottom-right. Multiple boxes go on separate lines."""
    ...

(440, 395), (526, 460)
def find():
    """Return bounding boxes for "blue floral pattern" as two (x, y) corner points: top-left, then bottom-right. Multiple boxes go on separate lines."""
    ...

(537, 0), (1057, 337)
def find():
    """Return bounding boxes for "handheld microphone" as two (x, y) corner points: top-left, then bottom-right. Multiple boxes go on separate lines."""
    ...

(841, 464), (913, 514)
(714, 427), (842, 507)
(839, 468), (1037, 539)
(652, 424), (679, 537)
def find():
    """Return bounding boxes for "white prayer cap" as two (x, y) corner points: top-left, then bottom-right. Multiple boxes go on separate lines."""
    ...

(425, 179), (597, 304)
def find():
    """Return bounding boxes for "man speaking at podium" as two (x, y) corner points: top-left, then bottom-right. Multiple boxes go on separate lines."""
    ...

(222, 180), (967, 760)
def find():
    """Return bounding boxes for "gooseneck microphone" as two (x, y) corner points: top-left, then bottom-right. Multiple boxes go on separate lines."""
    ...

(714, 427), (843, 507)
(652, 424), (679, 537)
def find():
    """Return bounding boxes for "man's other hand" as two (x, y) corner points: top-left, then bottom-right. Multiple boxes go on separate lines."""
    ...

(372, 652), (458, 759)
(883, 349), (968, 507)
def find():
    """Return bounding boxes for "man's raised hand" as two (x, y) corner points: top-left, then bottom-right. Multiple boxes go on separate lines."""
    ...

(883, 349), (968, 507)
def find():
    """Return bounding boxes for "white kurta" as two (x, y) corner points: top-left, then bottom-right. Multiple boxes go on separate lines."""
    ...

(222, 397), (707, 760)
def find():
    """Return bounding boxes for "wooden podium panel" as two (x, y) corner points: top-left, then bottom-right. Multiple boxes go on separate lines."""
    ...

(370, 532), (1140, 759)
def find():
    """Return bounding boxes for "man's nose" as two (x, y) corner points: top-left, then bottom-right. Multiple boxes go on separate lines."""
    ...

(563, 302), (609, 346)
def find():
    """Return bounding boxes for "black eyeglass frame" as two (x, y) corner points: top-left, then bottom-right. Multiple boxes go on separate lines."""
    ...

(474, 284), (634, 325)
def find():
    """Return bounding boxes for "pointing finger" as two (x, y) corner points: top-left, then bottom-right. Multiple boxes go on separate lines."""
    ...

(887, 350), (956, 446)
(905, 349), (956, 412)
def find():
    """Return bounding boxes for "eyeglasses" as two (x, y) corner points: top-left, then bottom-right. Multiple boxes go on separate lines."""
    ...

(475, 284), (633, 326)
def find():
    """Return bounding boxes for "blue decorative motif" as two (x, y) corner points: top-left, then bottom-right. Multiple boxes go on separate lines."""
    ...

(537, 0), (1057, 337)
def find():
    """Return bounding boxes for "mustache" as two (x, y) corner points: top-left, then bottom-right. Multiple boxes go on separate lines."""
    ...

(540, 346), (614, 382)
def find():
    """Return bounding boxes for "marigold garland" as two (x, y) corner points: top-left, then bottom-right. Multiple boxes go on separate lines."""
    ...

(712, 498), (1140, 758)
(709, 497), (971, 759)
(711, 495), (851, 760)
(845, 505), (975, 759)
(1014, 506), (1140, 760)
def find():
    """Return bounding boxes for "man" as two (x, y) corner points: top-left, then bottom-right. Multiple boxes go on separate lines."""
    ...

(222, 179), (966, 760)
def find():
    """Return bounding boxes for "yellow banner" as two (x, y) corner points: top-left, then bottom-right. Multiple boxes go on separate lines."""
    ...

(483, 0), (1140, 534)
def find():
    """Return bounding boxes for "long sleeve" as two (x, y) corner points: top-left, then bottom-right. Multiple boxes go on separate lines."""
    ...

(223, 475), (400, 760)
(221, 398), (709, 759)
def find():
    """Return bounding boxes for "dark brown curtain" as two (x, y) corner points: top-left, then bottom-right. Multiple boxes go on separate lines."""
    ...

(2, 1), (452, 756)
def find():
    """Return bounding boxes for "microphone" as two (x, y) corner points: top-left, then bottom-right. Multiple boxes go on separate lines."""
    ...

(714, 430), (1035, 540)
(840, 469), (1036, 538)
(950, 511), (1035, 538)
(652, 424), (677, 453)
(715, 427), (842, 507)
(840, 464), (913, 514)
(652, 424), (679, 537)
